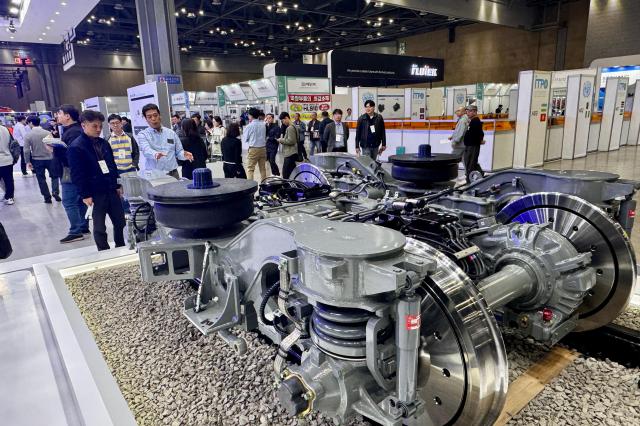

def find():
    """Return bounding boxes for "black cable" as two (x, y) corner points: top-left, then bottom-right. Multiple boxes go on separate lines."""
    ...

(259, 281), (281, 326)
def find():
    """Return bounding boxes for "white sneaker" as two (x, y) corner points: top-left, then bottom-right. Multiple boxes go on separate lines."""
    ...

(5, 198), (14, 205)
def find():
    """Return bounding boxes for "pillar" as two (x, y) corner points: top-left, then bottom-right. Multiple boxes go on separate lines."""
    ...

(135, 0), (184, 94)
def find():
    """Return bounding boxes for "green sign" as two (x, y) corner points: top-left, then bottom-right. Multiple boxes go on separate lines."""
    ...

(277, 76), (287, 103)
(475, 83), (484, 101)
(217, 87), (226, 107)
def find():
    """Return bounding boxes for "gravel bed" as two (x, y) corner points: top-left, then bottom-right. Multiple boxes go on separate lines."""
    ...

(66, 264), (640, 426)
(66, 264), (369, 426)
(613, 304), (640, 330)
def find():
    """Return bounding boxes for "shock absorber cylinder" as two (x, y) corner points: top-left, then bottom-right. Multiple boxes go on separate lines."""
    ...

(395, 291), (421, 406)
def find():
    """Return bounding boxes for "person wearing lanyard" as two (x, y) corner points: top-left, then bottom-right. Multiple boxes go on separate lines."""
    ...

(355, 100), (387, 160)
(265, 113), (280, 176)
(242, 107), (267, 182)
(221, 123), (247, 179)
(307, 112), (321, 156)
(136, 103), (193, 178)
(324, 109), (350, 153)
(67, 110), (126, 251)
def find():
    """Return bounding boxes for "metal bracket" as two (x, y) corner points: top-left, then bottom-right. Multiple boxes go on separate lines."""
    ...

(352, 386), (402, 426)
(182, 274), (241, 336)
(366, 315), (394, 391)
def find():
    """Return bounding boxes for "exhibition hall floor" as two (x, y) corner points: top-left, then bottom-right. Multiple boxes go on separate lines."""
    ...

(2, 146), (640, 262)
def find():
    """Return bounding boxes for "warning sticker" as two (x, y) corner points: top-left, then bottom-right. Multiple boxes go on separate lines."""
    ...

(406, 314), (421, 330)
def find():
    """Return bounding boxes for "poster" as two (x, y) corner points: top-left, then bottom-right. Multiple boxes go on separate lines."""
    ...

(359, 87), (377, 115)
(288, 94), (331, 121)
(220, 84), (246, 102)
(286, 77), (330, 94)
(377, 88), (405, 119)
(194, 91), (217, 105)
(127, 82), (162, 137)
(411, 89), (427, 120)
(249, 78), (277, 99)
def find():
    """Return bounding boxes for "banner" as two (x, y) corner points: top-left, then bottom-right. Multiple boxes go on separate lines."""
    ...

(288, 93), (331, 121)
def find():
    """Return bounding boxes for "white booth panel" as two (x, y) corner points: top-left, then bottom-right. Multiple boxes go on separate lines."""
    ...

(588, 122), (600, 152)
(598, 77), (628, 151)
(562, 75), (594, 159)
(492, 131), (515, 170)
(628, 93), (640, 146)
(621, 120), (631, 146)
(545, 126), (564, 161)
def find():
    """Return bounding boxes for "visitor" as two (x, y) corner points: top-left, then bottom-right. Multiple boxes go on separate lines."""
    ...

(68, 110), (125, 251)
(0, 124), (14, 205)
(355, 100), (386, 160)
(278, 112), (299, 179)
(136, 103), (194, 179)
(107, 114), (139, 175)
(242, 108), (267, 182)
(24, 116), (60, 203)
(56, 104), (90, 244)
(265, 113), (280, 176)
(448, 106), (468, 158)
(179, 118), (208, 180)
(324, 109), (349, 153)
(462, 105), (485, 184)
(221, 123), (246, 179)
(307, 112), (321, 156)
(292, 113), (308, 161)
(318, 110), (332, 153)
(12, 115), (30, 176)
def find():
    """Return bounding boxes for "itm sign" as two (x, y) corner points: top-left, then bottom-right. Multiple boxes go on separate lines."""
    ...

(534, 78), (549, 89)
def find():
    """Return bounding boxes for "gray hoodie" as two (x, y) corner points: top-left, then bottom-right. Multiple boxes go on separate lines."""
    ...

(0, 125), (13, 167)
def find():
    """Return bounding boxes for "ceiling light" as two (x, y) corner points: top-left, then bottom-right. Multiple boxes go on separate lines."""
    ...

(188, 45), (192, 48)
(87, 18), (93, 22)
(198, 39), (205, 44)
(91, 15), (95, 19)
(209, 29), (214, 34)
(199, 10), (204, 15)
(267, 50), (271, 54)
(373, 22), (381, 27)
(377, 17), (382, 21)
(9, 36), (14, 39)
(340, 31), (347, 36)
(187, 12), (196, 18)
(212, 0), (222, 5)
(374, 1), (385, 7)
(298, 26), (304, 30)
(50, 19), (55, 23)
(9, 7), (19, 15)
(42, 32), (46, 35)
(220, 30), (227, 35)
(252, 52), (256, 55)
(388, 18), (394, 23)
(181, 47), (188, 51)
(55, 11), (60, 15)
(181, 7), (186, 13)
(114, 3), (124, 10)
(268, 34), (274, 40)
(234, 42), (238, 46)
(267, 5), (272, 11)
(136, 34), (139, 38)
(293, 3), (298, 8)
(251, 41), (255, 45)
(285, 24), (290, 29)
(11, 0), (20, 4)
(335, 41), (340, 46)
(306, 36), (310, 40)
(307, 23), (311, 28)
(316, 47), (319, 51)
(45, 26), (50, 30)
(366, 34), (373, 39)
(248, 19), (255, 25)
(401, 26), (407, 31)
(299, 38), (303, 42)
(174, 12), (179, 16)
(38, 37), (43, 41)
(329, 15), (336, 22)
(366, 20), (371, 24)
(277, 1), (283, 6)
(61, 1), (67, 5)
(106, 20), (111, 25)
(230, 29), (234, 33)
(377, 31), (382, 36)
(110, 17), (115, 21)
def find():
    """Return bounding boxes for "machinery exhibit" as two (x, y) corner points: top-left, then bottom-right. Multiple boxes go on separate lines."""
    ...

(124, 149), (638, 426)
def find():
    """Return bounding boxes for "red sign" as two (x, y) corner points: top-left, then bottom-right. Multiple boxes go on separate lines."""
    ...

(288, 94), (331, 103)
(405, 314), (421, 330)
(540, 113), (547, 122)
(14, 57), (33, 65)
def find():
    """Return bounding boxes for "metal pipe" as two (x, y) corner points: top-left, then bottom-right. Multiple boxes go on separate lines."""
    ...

(476, 264), (534, 310)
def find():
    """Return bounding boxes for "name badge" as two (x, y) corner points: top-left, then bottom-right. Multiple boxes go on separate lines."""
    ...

(313, 131), (319, 139)
(369, 125), (376, 133)
(336, 134), (343, 143)
(98, 160), (109, 174)
(167, 138), (175, 145)
(118, 150), (126, 159)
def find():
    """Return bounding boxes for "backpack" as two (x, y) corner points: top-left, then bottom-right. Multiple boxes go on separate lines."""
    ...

(9, 139), (21, 165)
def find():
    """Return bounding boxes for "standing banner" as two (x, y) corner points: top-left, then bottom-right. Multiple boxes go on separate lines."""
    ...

(286, 77), (331, 121)
(127, 81), (170, 137)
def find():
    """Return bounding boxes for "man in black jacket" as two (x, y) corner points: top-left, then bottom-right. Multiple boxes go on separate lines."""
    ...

(355, 100), (386, 160)
(462, 105), (485, 184)
(55, 104), (90, 244)
(318, 111), (332, 153)
(68, 110), (125, 251)
(265, 113), (280, 176)
(307, 112), (321, 156)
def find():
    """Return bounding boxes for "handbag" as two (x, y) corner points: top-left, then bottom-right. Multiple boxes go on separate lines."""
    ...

(0, 222), (13, 259)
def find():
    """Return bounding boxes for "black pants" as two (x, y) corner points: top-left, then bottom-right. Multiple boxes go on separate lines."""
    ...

(19, 147), (27, 175)
(92, 191), (126, 251)
(463, 145), (483, 183)
(320, 140), (328, 153)
(223, 163), (247, 179)
(283, 154), (298, 179)
(266, 143), (280, 176)
(298, 140), (308, 161)
(332, 146), (348, 153)
(0, 164), (14, 199)
(32, 159), (60, 201)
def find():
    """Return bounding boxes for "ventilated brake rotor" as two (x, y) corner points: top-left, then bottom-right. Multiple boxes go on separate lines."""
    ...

(405, 239), (508, 426)
(496, 192), (637, 331)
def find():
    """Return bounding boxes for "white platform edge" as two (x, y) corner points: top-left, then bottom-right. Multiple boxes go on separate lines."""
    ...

(32, 246), (138, 426)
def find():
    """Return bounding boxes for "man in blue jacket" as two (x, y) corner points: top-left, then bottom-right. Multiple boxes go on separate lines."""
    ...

(68, 110), (125, 251)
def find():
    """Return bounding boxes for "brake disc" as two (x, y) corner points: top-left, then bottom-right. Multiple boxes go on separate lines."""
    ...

(497, 192), (637, 331)
(405, 239), (508, 426)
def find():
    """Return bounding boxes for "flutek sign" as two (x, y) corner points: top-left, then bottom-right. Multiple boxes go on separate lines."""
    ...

(410, 64), (438, 77)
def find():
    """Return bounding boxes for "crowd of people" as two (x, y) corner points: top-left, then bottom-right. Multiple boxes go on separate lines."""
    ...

(0, 97), (483, 254)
